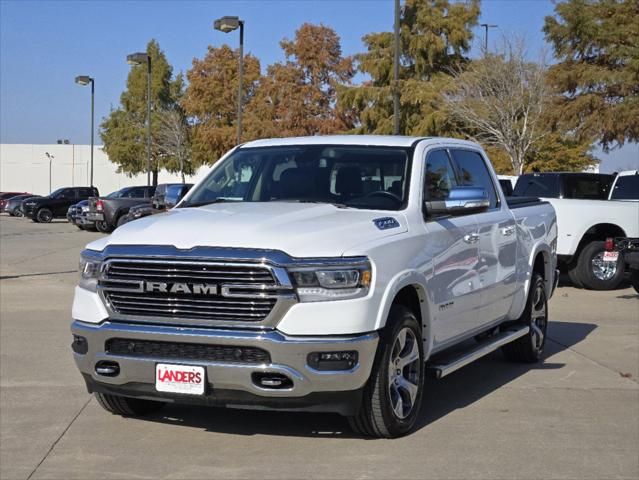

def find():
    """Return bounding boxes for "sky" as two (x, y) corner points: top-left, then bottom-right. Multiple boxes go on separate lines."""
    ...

(1, 0), (637, 173)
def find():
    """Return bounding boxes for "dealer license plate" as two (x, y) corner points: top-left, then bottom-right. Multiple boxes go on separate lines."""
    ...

(603, 251), (619, 262)
(155, 363), (205, 395)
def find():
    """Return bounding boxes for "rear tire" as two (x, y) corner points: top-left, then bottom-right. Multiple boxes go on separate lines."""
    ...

(567, 265), (583, 288)
(630, 268), (639, 294)
(348, 305), (424, 438)
(575, 241), (624, 290)
(36, 208), (53, 223)
(502, 273), (548, 363)
(94, 393), (164, 416)
(95, 220), (113, 233)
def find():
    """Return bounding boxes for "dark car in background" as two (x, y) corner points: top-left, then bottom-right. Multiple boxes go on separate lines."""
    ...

(87, 185), (155, 233)
(151, 183), (187, 210)
(513, 172), (614, 199)
(67, 200), (96, 230)
(121, 183), (192, 226)
(22, 187), (99, 223)
(164, 183), (193, 208)
(1, 194), (36, 216)
(0, 192), (28, 200)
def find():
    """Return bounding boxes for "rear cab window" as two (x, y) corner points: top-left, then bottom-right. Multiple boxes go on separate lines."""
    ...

(610, 175), (639, 200)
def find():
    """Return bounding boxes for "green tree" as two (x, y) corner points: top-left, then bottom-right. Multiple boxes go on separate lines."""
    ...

(182, 45), (261, 165)
(247, 23), (355, 138)
(543, 0), (639, 149)
(100, 40), (184, 184)
(339, 0), (480, 135)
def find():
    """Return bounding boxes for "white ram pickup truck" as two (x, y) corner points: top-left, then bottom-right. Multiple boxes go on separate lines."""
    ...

(71, 136), (558, 438)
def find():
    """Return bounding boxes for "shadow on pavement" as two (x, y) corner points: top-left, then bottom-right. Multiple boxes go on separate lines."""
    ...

(139, 320), (596, 439)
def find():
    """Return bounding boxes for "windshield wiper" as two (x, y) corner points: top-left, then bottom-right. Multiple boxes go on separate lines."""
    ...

(182, 198), (240, 208)
(283, 199), (353, 209)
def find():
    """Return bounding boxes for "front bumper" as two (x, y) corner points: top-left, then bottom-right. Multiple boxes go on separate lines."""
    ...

(22, 205), (37, 218)
(71, 320), (379, 414)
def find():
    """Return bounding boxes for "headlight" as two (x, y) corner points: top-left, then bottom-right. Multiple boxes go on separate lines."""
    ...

(288, 262), (372, 302)
(78, 253), (102, 292)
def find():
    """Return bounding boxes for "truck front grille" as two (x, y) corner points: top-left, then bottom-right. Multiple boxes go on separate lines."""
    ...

(105, 338), (271, 364)
(99, 259), (293, 327)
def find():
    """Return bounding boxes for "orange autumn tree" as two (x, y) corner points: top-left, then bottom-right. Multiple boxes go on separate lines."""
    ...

(246, 23), (356, 138)
(182, 45), (261, 165)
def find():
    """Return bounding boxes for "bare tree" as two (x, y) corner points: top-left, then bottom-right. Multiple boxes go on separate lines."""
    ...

(444, 38), (549, 174)
(155, 108), (192, 183)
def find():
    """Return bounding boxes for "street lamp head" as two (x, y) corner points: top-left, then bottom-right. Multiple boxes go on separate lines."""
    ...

(214, 16), (241, 33)
(480, 23), (498, 28)
(127, 52), (149, 65)
(75, 75), (93, 86)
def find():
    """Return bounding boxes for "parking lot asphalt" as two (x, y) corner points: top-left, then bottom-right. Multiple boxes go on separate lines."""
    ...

(0, 215), (638, 480)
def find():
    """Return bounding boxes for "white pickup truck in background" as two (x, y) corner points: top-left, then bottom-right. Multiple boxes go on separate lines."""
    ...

(514, 171), (639, 290)
(71, 136), (558, 438)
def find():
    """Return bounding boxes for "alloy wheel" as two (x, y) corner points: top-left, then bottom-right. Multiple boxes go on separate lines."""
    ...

(530, 283), (547, 352)
(388, 327), (421, 419)
(591, 251), (618, 281)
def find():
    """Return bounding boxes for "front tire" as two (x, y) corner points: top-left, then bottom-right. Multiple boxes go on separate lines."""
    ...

(348, 305), (424, 438)
(94, 393), (164, 416)
(36, 208), (53, 223)
(502, 273), (548, 363)
(575, 241), (624, 290)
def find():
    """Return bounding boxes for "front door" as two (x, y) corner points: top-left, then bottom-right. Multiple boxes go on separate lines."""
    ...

(450, 149), (517, 326)
(421, 149), (480, 349)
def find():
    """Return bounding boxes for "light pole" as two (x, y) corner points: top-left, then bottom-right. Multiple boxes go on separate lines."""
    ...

(393, 0), (400, 135)
(45, 152), (54, 194)
(214, 16), (244, 145)
(127, 52), (152, 186)
(480, 23), (497, 55)
(75, 76), (94, 187)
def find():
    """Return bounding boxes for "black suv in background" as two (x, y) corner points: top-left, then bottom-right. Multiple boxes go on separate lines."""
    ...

(513, 172), (614, 199)
(87, 185), (155, 233)
(22, 187), (99, 223)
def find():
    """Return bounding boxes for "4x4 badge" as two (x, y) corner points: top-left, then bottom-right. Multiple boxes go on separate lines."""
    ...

(373, 217), (400, 230)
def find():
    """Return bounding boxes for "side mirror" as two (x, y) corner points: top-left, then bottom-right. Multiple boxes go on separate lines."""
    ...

(425, 187), (490, 217)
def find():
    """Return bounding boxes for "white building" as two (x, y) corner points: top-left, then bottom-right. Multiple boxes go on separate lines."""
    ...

(0, 144), (210, 195)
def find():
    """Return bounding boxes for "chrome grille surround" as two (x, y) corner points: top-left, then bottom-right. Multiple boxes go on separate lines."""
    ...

(86, 245), (370, 330)
(96, 249), (297, 330)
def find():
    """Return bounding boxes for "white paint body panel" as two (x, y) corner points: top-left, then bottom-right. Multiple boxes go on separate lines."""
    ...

(73, 136), (557, 358)
(545, 198), (638, 257)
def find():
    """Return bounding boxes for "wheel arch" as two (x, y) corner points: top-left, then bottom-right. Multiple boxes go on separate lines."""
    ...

(374, 272), (433, 357)
(572, 223), (626, 263)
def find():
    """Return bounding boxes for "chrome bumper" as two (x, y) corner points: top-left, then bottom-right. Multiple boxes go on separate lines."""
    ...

(71, 321), (379, 401)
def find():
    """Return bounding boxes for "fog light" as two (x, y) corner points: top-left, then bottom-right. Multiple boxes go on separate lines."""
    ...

(71, 335), (88, 354)
(307, 351), (358, 371)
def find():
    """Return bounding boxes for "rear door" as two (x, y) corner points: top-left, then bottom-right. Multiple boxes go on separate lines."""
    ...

(422, 149), (480, 347)
(450, 149), (517, 326)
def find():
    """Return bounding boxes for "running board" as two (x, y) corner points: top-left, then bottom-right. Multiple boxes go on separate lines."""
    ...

(428, 326), (530, 379)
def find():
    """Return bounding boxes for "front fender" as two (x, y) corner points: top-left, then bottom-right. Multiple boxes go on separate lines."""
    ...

(373, 270), (434, 357)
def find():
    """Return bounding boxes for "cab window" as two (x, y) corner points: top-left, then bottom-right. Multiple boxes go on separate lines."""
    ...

(450, 149), (499, 209)
(424, 149), (457, 201)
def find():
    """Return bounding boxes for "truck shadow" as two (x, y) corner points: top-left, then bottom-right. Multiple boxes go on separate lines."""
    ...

(142, 320), (596, 439)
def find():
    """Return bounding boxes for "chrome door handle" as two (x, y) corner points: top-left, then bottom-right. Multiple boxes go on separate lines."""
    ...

(501, 226), (515, 236)
(463, 233), (479, 244)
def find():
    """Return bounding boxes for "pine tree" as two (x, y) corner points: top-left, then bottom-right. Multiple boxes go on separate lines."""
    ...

(543, 0), (639, 149)
(100, 40), (184, 184)
(338, 0), (480, 135)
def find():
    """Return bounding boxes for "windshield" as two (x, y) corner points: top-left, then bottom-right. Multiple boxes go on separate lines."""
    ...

(49, 188), (65, 198)
(182, 145), (411, 211)
(610, 175), (639, 200)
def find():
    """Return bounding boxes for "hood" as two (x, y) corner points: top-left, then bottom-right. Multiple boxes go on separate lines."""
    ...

(86, 202), (408, 257)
